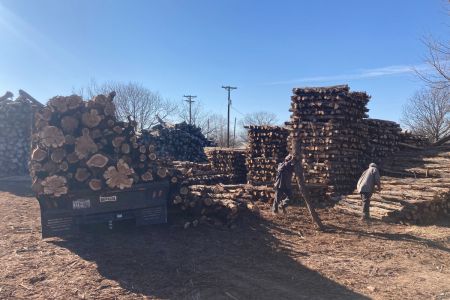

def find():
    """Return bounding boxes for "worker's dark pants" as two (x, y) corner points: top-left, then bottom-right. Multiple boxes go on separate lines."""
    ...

(360, 192), (372, 218)
(272, 188), (293, 212)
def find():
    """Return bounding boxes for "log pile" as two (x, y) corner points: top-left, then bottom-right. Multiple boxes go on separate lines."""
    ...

(399, 131), (430, 149)
(149, 122), (213, 162)
(205, 148), (247, 184)
(286, 85), (370, 199)
(172, 160), (238, 185)
(0, 92), (34, 177)
(335, 144), (450, 224)
(364, 119), (401, 164)
(245, 126), (289, 186)
(30, 93), (172, 197)
(172, 184), (258, 228)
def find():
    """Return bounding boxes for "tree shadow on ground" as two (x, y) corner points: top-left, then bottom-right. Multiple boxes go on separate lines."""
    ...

(326, 223), (450, 254)
(0, 176), (33, 197)
(51, 214), (369, 299)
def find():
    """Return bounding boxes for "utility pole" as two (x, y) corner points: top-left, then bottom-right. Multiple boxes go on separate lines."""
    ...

(233, 117), (237, 148)
(221, 85), (237, 147)
(183, 95), (197, 125)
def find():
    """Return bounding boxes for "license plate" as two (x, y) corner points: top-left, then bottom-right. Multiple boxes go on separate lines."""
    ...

(73, 199), (91, 210)
(100, 195), (117, 203)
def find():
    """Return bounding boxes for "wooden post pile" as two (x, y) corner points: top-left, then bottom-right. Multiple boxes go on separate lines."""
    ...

(30, 93), (173, 197)
(0, 92), (34, 177)
(149, 122), (213, 162)
(399, 131), (430, 149)
(205, 148), (247, 184)
(172, 160), (238, 185)
(245, 125), (289, 186)
(172, 184), (258, 228)
(336, 144), (450, 224)
(363, 118), (402, 164)
(286, 85), (370, 200)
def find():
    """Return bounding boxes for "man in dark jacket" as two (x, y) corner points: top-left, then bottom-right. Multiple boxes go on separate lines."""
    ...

(272, 155), (294, 213)
(357, 163), (381, 220)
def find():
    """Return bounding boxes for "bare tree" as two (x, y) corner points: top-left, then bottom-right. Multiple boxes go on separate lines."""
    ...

(236, 111), (279, 145)
(77, 80), (177, 130)
(416, 37), (450, 89)
(401, 87), (450, 142)
(178, 99), (208, 128)
(206, 114), (228, 147)
(241, 111), (278, 127)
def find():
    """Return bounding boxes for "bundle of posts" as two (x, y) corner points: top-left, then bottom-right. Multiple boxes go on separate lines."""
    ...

(30, 93), (172, 197)
(150, 122), (213, 162)
(0, 92), (34, 177)
(205, 148), (247, 184)
(172, 160), (238, 185)
(245, 125), (289, 186)
(399, 131), (430, 148)
(172, 184), (258, 228)
(287, 85), (370, 199)
(363, 119), (402, 164)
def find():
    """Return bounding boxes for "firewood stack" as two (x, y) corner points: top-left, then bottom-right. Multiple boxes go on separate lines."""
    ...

(172, 160), (238, 185)
(245, 125), (289, 186)
(149, 122), (213, 162)
(172, 184), (258, 228)
(364, 119), (402, 164)
(205, 148), (247, 184)
(0, 92), (34, 177)
(30, 93), (173, 197)
(286, 85), (370, 199)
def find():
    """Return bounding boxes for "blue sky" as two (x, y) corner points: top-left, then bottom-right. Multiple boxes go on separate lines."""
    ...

(0, 0), (448, 125)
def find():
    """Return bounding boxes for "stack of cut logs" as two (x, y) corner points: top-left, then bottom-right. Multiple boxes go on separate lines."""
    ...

(287, 85), (369, 199)
(172, 160), (238, 185)
(364, 119), (402, 164)
(399, 131), (430, 149)
(30, 93), (172, 197)
(245, 126), (289, 186)
(0, 92), (33, 177)
(336, 144), (450, 224)
(174, 184), (259, 228)
(205, 148), (247, 184)
(150, 122), (213, 162)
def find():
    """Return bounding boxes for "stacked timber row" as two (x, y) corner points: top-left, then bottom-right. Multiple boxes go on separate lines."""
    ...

(336, 144), (450, 224)
(30, 93), (172, 197)
(245, 125), (289, 186)
(205, 148), (247, 184)
(0, 91), (35, 177)
(172, 160), (238, 185)
(363, 119), (401, 164)
(173, 184), (259, 228)
(149, 122), (213, 162)
(399, 131), (430, 149)
(287, 85), (370, 199)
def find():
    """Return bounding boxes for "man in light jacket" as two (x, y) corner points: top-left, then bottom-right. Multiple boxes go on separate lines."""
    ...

(357, 163), (381, 220)
(272, 155), (294, 214)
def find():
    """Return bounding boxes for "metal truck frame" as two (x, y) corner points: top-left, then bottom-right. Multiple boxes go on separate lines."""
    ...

(37, 181), (170, 238)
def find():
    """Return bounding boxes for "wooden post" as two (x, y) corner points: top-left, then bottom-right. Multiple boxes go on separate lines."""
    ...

(292, 137), (324, 231)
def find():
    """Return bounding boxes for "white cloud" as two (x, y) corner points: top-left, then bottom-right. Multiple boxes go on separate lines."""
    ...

(267, 64), (430, 85)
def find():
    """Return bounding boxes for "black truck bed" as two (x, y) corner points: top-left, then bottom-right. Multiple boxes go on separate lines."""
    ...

(37, 181), (170, 238)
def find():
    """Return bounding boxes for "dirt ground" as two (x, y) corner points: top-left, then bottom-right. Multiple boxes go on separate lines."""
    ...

(1, 178), (449, 299)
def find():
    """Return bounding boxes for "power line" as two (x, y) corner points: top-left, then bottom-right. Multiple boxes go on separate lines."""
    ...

(222, 86), (237, 148)
(231, 106), (245, 116)
(183, 95), (197, 125)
